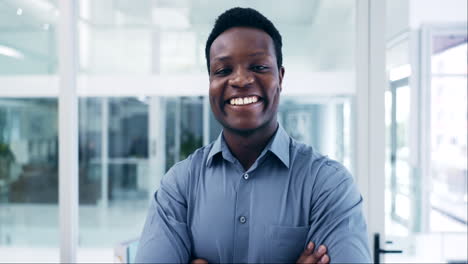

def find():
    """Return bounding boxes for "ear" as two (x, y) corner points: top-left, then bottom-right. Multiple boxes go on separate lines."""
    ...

(278, 66), (285, 92)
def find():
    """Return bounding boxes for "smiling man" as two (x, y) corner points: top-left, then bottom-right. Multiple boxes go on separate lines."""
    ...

(135, 7), (371, 264)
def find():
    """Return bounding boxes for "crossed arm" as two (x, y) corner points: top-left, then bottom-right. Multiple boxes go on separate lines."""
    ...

(135, 164), (371, 263)
(192, 242), (329, 264)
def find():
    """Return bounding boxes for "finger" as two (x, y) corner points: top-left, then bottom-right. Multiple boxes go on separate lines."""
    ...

(191, 258), (209, 264)
(313, 245), (327, 260)
(300, 242), (315, 257)
(298, 254), (319, 264)
(304, 241), (315, 255)
(318, 254), (329, 264)
(296, 242), (316, 264)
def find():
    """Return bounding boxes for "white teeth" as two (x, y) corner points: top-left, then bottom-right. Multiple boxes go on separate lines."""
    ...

(229, 96), (259, 105)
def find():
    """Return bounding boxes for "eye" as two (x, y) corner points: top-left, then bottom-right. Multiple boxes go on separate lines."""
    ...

(251, 65), (269, 72)
(214, 68), (232, 76)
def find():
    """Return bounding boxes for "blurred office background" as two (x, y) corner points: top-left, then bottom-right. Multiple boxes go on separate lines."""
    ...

(0, 0), (466, 263)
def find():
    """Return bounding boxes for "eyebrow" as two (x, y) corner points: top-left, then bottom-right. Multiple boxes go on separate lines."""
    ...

(212, 55), (231, 62)
(212, 52), (269, 62)
(248, 51), (268, 57)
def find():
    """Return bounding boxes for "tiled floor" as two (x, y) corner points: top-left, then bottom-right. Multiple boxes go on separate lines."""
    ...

(0, 201), (148, 247)
(385, 209), (467, 263)
(0, 247), (114, 263)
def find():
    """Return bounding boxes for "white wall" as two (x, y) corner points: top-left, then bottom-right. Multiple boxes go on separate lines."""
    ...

(386, 0), (467, 41)
(410, 0), (467, 28)
(386, 0), (409, 40)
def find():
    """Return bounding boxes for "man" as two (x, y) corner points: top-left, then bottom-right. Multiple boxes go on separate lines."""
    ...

(135, 7), (371, 263)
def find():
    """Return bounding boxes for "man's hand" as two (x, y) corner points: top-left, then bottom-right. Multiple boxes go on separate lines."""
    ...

(296, 242), (329, 264)
(191, 258), (208, 264)
(190, 242), (328, 264)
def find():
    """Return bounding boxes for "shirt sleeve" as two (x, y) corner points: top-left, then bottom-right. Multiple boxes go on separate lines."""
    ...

(306, 160), (372, 263)
(135, 163), (192, 263)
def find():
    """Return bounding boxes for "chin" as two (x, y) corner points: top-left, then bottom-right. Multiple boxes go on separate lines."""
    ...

(224, 120), (268, 135)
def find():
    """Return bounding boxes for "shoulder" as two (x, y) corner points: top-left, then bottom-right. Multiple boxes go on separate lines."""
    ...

(290, 139), (348, 172)
(161, 142), (215, 186)
(289, 139), (354, 192)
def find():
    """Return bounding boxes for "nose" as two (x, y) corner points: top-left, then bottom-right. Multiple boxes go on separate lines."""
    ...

(228, 67), (254, 88)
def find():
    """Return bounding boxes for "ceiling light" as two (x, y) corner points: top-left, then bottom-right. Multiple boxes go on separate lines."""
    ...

(0, 45), (25, 59)
(16, 8), (23, 15)
(43, 23), (50, 30)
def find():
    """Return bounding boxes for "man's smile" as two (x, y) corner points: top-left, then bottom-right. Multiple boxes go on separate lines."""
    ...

(226, 95), (261, 106)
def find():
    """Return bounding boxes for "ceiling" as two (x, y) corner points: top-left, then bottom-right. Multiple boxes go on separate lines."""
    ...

(0, 0), (356, 74)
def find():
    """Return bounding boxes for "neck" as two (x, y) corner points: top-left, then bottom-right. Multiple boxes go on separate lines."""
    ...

(223, 122), (278, 171)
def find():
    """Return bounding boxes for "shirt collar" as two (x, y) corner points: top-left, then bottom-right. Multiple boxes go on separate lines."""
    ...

(267, 124), (290, 168)
(206, 133), (227, 167)
(206, 124), (290, 168)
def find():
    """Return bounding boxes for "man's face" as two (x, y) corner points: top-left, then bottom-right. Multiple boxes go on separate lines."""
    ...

(209, 27), (284, 134)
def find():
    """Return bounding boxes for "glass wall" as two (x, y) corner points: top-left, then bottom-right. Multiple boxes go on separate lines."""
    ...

(429, 37), (467, 232)
(0, 0), (58, 75)
(0, 99), (59, 262)
(78, 97), (149, 249)
(279, 96), (352, 167)
(0, 0), (60, 262)
(76, 1), (356, 261)
(1, 0), (357, 262)
(384, 28), (467, 262)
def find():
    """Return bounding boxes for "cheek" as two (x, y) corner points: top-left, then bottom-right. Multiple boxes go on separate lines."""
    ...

(267, 82), (281, 99)
(209, 80), (221, 94)
(208, 94), (217, 111)
(208, 88), (221, 111)
(209, 81), (226, 100)
(208, 84), (216, 99)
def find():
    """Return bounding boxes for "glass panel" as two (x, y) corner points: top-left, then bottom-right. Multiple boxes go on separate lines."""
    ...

(0, 1), (58, 76)
(78, 97), (149, 261)
(430, 36), (467, 239)
(78, 96), (205, 259)
(387, 82), (413, 234)
(78, 0), (356, 75)
(0, 1), (59, 262)
(430, 75), (467, 232)
(432, 36), (467, 75)
(165, 96), (206, 170)
(385, 32), (468, 263)
(279, 96), (352, 167)
(179, 97), (203, 161)
(395, 85), (411, 196)
(78, 1), (357, 262)
(0, 98), (59, 262)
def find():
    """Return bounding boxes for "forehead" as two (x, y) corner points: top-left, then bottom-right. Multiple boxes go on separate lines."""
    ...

(209, 27), (276, 61)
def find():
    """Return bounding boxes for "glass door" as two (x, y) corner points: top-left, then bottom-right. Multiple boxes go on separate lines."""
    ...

(388, 77), (415, 232)
(382, 26), (467, 263)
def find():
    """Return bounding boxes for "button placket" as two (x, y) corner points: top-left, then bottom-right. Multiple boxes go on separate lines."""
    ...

(233, 169), (252, 262)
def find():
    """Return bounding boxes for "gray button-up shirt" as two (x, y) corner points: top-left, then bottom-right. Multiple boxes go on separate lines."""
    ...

(135, 125), (371, 263)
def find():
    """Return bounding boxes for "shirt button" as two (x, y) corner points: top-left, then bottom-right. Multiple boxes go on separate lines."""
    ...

(243, 173), (249, 180)
(239, 216), (247, 224)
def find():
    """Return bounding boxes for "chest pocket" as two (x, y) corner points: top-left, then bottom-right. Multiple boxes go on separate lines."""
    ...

(267, 225), (309, 263)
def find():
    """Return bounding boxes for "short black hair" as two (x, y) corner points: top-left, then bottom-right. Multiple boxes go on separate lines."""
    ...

(205, 7), (283, 73)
